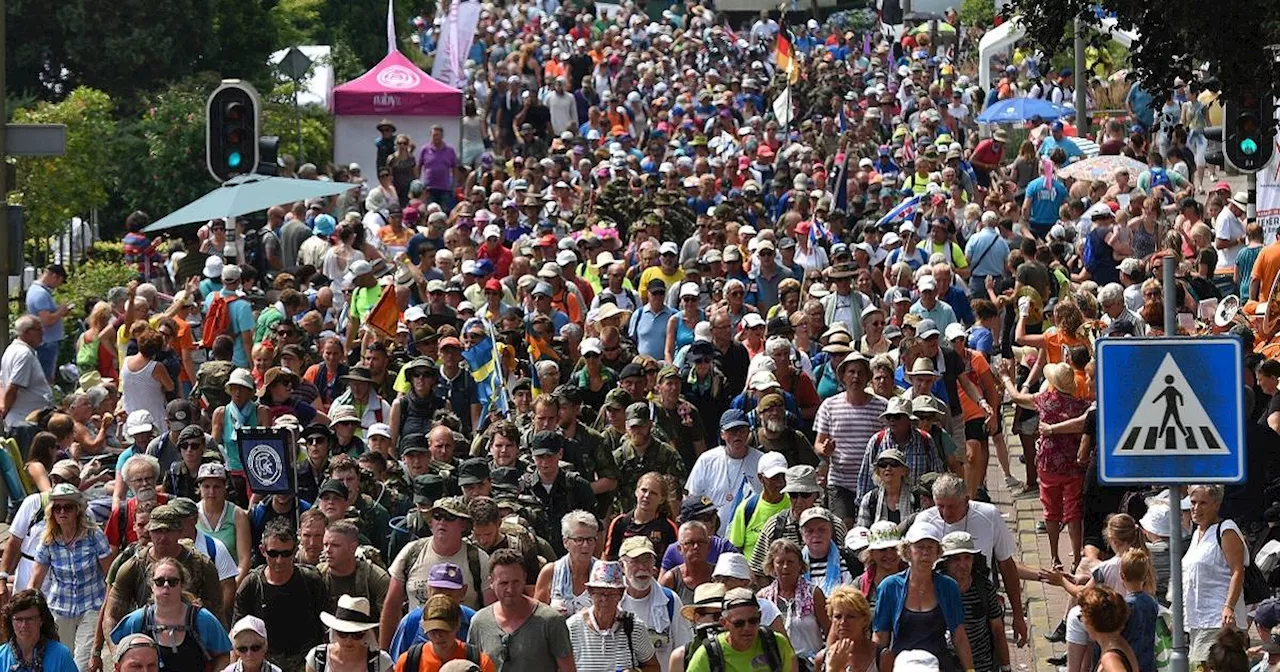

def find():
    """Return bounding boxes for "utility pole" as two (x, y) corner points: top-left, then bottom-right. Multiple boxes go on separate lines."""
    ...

(1, 0), (10, 355)
(1074, 16), (1089, 135)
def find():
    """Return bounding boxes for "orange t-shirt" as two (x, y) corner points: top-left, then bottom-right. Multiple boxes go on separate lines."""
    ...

(1073, 369), (1095, 401)
(1251, 243), (1280, 301)
(1043, 329), (1084, 365)
(394, 640), (497, 672)
(958, 349), (995, 422)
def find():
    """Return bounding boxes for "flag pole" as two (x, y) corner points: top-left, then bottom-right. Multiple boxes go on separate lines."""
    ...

(386, 0), (397, 55)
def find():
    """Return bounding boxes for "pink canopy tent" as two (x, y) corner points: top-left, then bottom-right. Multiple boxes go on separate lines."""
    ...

(331, 51), (464, 174)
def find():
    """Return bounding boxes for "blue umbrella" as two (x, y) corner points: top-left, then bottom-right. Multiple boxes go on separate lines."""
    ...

(143, 174), (360, 232)
(976, 97), (1070, 124)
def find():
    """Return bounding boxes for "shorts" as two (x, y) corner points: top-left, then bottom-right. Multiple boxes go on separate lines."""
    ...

(964, 418), (993, 445)
(1038, 469), (1084, 523)
(1014, 406), (1040, 435)
(827, 483), (859, 524)
(946, 413), (967, 443)
(1190, 628), (1223, 663)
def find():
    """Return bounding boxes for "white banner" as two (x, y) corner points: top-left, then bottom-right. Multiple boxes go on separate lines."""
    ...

(772, 86), (793, 127)
(431, 0), (482, 89)
(1255, 148), (1280, 245)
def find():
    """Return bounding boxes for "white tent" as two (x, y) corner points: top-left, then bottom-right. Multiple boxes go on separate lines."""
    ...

(978, 17), (1137, 92)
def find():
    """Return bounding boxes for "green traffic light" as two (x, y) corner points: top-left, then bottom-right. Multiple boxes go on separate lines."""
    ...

(1241, 138), (1258, 155)
(228, 151), (243, 168)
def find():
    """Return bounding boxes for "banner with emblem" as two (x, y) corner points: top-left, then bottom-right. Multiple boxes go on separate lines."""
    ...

(238, 428), (296, 495)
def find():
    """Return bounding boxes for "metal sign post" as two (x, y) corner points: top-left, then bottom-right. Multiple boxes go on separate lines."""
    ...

(1163, 256), (1188, 672)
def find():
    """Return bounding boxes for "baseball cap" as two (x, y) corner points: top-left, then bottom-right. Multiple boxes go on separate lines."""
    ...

(427, 563), (466, 590)
(758, 452), (788, 479)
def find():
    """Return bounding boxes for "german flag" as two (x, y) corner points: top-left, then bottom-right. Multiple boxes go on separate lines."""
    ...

(776, 30), (799, 84)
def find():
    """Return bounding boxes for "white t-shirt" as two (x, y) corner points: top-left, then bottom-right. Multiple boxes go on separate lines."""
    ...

(686, 447), (764, 536)
(192, 530), (240, 582)
(909, 501), (1017, 567)
(9, 493), (51, 592)
(620, 585), (692, 672)
(1215, 208), (1246, 271)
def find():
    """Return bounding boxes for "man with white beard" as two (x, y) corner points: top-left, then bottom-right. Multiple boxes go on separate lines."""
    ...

(751, 393), (818, 469)
(619, 536), (691, 672)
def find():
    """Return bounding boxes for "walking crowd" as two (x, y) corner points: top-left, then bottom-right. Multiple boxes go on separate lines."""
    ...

(5, 2), (1280, 672)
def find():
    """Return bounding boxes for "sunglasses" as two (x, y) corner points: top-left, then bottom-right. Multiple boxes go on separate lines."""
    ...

(875, 460), (903, 469)
(152, 576), (181, 588)
(180, 441), (204, 451)
(433, 512), (462, 523)
(410, 370), (433, 379)
(51, 503), (78, 513)
(235, 644), (264, 654)
(729, 617), (761, 628)
(334, 630), (365, 639)
(263, 548), (295, 559)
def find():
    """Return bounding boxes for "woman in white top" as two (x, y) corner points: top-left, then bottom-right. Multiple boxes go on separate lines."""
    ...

(120, 328), (173, 437)
(535, 510), (599, 616)
(567, 561), (659, 672)
(1183, 483), (1248, 665)
(305, 595), (393, 672)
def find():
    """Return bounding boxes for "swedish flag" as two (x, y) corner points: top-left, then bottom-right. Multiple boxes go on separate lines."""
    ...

(463, 334), (507, 413)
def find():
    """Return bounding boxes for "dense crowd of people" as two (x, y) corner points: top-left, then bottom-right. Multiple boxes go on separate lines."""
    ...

(4, 1), (1280, 672)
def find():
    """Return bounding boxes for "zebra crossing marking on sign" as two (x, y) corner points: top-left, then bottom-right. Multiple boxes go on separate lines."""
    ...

(1096, 337), (1244, 484)
(1111, 353), (1230, 456)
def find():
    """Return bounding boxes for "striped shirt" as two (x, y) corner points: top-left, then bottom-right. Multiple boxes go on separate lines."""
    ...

(855, 428), (944, 498)
(748, 512), (847, 575)
(954, 573), (1004, 672)
(814, 394), (889, 491)
(566, 611), (657, 672)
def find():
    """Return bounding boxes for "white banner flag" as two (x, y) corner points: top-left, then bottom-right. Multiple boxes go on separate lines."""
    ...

(772, 86), (793, 127)
(386, 0), (397, 55)
(432, 0), (483, 89)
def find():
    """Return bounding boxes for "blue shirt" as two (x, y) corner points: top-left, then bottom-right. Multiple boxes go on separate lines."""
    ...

(1123, 591), (1158, 672)
(1127, 84), (1156, 129)
(203, 290), (255, 368)
(963, 228), (1009, 279)
(110, 606), (233, 655)
(628, 304), (677, 359)
(1024, 177), (1068, 226)
(0, 640), (78, 672)
(942, 285), (974, 326)
(1038, 135), (1084, 160)
(967, 326), (995, 358)
(872, 569), (966, 640)
(25, 282), (62, 344)
(388, 604), (475, 661)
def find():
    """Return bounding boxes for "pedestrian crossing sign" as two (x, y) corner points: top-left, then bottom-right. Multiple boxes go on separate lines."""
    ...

(1096, 337), (1245, 484)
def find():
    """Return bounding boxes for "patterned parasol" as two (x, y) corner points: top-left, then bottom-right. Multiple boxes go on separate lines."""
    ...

(1056, 154), (1149, 183)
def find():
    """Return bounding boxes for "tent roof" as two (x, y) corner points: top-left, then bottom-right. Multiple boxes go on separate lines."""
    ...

(331, 50), (463, 117)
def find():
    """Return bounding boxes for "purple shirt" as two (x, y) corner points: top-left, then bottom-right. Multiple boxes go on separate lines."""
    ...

(417, 142), (458, 191)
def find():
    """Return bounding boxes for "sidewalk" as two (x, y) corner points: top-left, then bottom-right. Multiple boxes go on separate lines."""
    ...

(982, 433), (1072, 672)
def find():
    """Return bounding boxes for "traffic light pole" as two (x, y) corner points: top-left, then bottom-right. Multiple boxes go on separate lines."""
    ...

(1250, 173), (1258, 222)
(1074, 17), (1089, 134)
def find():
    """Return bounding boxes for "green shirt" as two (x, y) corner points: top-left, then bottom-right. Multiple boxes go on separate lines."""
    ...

(254, 305), (285, 343)
(727, 493), (791, 562)
(686, 630), (796, 672)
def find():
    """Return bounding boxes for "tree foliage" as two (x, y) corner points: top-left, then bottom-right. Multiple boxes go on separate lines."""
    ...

(112, 75), (223, 224)
(958, 0), (995, 29)
(1002, 0), (1280, 102)
(12, 88), (118, 240)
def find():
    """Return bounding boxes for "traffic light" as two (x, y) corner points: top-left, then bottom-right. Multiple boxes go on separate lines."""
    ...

(1223, 92), (1276, 173)
(257, 137), (280, 176)
(206, 81), (261, 182)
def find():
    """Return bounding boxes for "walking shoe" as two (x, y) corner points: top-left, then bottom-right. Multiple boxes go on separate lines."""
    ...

(1036, 521), (1048, 533)
(1005, 474), (1023, 490)
(1047, 654), (1067, 666)
(1044, 619), (1067, 643)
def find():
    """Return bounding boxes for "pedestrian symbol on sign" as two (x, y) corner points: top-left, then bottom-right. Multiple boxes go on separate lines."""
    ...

(1112, 353), (1229, 456)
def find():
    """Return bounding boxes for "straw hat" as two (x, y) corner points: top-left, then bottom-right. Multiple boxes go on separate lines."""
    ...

(1043, 362), (1077, 396)
(680, 583), (726, 621)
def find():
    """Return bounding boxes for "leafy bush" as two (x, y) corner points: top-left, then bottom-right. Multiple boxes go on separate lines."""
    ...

(958, 0), (995, 28)
(53, 260), (140, 321)
(85, 241), (126, 265)
(12, 88), (118, 240)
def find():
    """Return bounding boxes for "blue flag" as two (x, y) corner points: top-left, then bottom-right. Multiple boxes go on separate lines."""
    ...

(462, 334), (507, 414)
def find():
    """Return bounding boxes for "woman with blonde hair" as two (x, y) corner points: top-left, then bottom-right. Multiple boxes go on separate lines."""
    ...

(760, 538), (829, 665)
(28, 484), (112, 669)
(812, 586), (878, 672)
(76, 300), (118, 379)
(1183, 483), (1249, 666)
(871, 525), (972, 672)
(108, 557), (232, 670)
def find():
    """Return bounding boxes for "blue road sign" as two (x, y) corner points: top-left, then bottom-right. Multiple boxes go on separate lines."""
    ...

(1096, 337), (1245, 484)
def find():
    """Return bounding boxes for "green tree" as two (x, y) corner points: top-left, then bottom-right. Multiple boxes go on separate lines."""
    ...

(11, 88), (117, 240)
(113, 75), (222, 224)
(958, 0), (994, 28)
(263, 77), (335, 165)
(1002, 0), (1280, 101)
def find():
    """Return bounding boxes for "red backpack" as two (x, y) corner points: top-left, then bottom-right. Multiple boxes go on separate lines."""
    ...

(200, 294), (239, 349)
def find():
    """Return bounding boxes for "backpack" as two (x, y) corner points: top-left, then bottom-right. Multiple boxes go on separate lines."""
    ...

(140, 603), (211, 663)
(314, 645), (383, 672)
(200, 294), (240, 349)
(704, 626), (784, 672)
(1149, 167), (1172, 191)
(403, 642), (482, 672)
